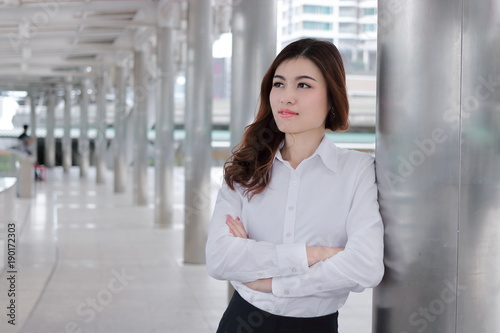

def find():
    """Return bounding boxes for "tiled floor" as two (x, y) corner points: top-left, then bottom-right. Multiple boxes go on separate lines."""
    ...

(0, 166), (373, 333)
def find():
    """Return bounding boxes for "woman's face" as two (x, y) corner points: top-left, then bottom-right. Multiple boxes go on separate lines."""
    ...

(269, 56), (329, 138)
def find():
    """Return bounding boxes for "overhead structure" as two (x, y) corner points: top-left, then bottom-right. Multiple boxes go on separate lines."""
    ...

(0, 0), (159, 90)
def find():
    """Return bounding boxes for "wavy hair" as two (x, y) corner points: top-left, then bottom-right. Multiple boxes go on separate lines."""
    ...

(224, 38), (349, 198)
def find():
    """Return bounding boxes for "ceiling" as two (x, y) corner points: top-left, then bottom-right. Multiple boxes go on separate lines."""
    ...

(0, 0), (188, 92)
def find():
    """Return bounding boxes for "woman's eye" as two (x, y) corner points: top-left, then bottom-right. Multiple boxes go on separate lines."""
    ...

(273, 82), (284, 88)
(298, 82), (311, 88)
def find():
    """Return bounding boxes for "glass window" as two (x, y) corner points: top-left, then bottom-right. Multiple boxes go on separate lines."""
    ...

(339, 7), (357, 17)
(303, 21), (332, 30)
(339, 22), (357, 33)
(303, 5), (333, 15)
(363, 23), (377, 32)
(363, 8), (377, 16)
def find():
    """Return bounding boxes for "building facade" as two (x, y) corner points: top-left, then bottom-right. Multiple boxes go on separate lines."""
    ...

(278, 0), (377, 73)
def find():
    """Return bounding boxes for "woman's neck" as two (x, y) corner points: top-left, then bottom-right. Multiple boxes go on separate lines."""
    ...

(281, 130), (325, 169)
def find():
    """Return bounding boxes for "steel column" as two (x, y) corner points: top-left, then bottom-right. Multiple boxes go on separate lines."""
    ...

(62, 82), (72, 173)
(45, 89), (56, 168)
(155, 26), (176, 227)
(29, 91), (38, 162)
(133, 51), (148, 205)
(79, 79), (90, 179)
(374, 1), (500, 332)
(95, 73), (107, 184)
(230, 0), (277, 148)
(114, 66), (127, 193)
(184, 0), (213, 264)
(457, 1), (500, 332)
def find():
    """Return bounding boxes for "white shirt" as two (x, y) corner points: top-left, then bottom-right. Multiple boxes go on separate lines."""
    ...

(206, 135), (384, 317)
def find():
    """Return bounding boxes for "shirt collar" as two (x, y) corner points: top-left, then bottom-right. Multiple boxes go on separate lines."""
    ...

(275, 135), (338, 173)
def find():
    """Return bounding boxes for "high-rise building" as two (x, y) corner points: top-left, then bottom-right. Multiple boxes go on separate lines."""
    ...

(278, 0), (377, 73)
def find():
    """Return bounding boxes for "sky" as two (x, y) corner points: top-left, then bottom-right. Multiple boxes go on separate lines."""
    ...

(212, 33), (232, 58)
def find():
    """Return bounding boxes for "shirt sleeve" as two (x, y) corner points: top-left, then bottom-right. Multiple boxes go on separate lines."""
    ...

(272, 157), (384, 297)
(206, 182), (309, 283)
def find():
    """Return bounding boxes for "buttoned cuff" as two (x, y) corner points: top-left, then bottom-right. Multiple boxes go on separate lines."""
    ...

(275, 243), (308, 276)
(272, 274), (300, 297)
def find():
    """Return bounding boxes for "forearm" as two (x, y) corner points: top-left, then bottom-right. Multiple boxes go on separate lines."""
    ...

(243, 246), (343, 293)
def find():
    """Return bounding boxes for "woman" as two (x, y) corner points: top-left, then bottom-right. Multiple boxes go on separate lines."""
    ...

(206, 38), (384, 332)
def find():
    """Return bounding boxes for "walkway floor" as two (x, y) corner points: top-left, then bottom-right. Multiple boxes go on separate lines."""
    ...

(0, 166), (373, 333)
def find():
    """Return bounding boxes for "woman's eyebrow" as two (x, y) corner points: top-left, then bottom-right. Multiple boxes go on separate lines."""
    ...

(273, 74), (317, 81)
(297, 75), (316, 81)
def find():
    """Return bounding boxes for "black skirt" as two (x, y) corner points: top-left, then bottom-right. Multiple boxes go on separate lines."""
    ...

(216, 291), (338, 333)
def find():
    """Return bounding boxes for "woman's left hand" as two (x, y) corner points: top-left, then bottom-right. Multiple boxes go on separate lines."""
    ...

(244, 278), (272, 293)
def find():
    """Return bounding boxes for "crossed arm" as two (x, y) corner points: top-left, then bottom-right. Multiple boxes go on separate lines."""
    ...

(226, 214), (344, 293)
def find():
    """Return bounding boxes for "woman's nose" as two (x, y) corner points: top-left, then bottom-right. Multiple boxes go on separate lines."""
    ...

(280, 91), (295, 105)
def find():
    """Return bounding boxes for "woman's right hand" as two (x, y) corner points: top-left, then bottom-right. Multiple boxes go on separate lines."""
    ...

(226, 214), (248, 239)
(306, 246), (344, 266)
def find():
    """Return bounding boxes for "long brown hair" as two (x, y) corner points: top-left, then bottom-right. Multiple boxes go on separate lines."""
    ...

(224, 38), (349, 198)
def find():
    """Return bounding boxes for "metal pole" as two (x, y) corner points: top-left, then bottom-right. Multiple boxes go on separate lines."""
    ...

(184, 0), (213, 264)
(45, 89), (56, 168)
(79, 79), (90, 179)
(373, 1), (500, 332)
(95, 73), (107, 184)
(133, 50), (148, 205)
(62, 82), (72, 173)
(29, 91), (38, 163)
(230, 0), (277, 148)
(155, 26), (176, 227)
(114, 66), (127, 193)
(225, 0), (277, 301)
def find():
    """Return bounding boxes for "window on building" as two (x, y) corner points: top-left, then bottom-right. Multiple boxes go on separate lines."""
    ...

(303, 21), (332, 31)
(303, 5), (333, 15)
(363, 8), (377, 16)
(339, 22), (357, 33)
(362, 23), (377, 32)
(339, 7), (357, 17)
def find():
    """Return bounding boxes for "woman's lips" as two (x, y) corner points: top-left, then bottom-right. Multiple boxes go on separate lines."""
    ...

(278, 109), (299, 118)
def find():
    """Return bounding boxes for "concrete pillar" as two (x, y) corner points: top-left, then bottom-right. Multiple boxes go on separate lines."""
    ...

(133, 50), (148, 205)
(230, 0), (277, 148)
(183, 0), (213, 264)
(62, 82), (72, 173)
(373, 1), (500, 332)
(114, 66), (127, 193)
(79, 79), (90, 179)
(45, 89), (56, 168)
(95, 73), (107, 184)
(29, 91), (38, 162)
(155, 24), (177, 227)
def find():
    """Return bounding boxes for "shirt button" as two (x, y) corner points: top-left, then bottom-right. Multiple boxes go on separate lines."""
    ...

(275, 309), (281, 314)
(317, 286), (323, 291)
(292, 180), (298, 186)
(288, 206), (294, 211)
(258, 273), (263, 277)
(286, 232), (291, 238)
(291, 267), (297, 273)
(284, 290), (289, 295)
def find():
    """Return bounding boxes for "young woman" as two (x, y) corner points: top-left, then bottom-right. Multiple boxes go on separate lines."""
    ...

(206, 38), (384, 333)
